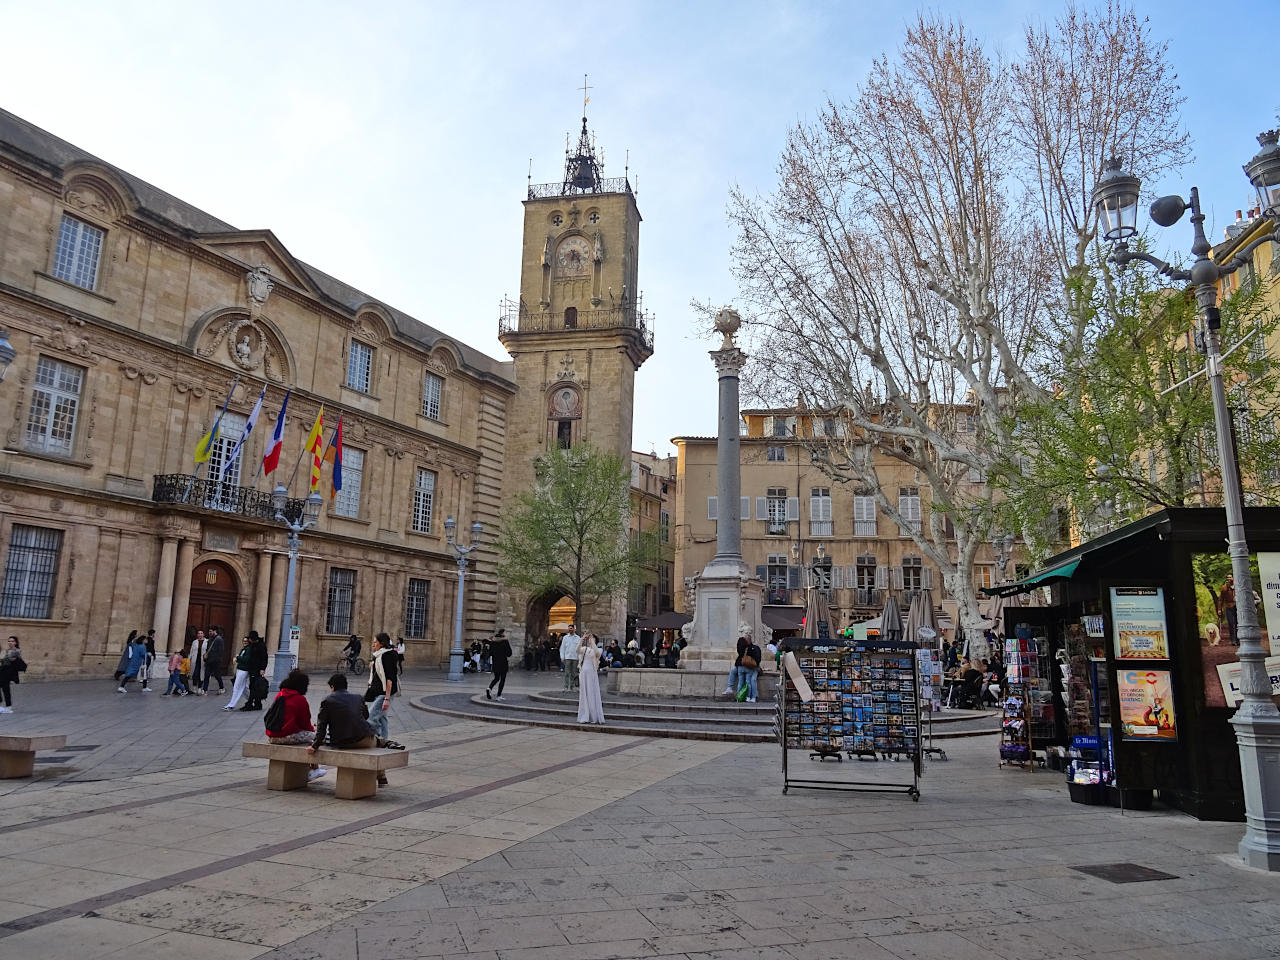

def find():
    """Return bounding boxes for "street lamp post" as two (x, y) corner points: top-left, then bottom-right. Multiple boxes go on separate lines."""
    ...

(1091, 132), (1280, 871)
(444, 515), (484, 682)
(270, 486), (323, 686)
(0, 328), (16, 382)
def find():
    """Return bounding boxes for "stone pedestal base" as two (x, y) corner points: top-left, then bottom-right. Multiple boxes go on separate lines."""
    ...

(683, 566), (765, 669)
(1232, 706), (1280, 871)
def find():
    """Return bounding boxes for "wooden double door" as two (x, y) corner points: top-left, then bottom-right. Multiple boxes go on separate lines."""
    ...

(187, 560), (237, 673)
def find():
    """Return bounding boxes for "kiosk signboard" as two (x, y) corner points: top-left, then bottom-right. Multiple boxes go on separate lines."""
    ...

(1110, 587), (1170, 660)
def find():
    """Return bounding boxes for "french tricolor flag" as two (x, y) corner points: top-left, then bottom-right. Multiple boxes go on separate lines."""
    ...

(262, 389), (291, 475)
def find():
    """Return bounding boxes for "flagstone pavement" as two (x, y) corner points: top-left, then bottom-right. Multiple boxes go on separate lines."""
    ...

(1, 667), (1278, 960)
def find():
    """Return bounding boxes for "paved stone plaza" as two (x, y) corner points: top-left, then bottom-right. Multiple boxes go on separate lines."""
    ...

(1, 669), (1279, 960)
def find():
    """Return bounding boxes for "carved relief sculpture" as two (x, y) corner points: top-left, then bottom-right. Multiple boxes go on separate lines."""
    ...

(246, 264), (274, 317)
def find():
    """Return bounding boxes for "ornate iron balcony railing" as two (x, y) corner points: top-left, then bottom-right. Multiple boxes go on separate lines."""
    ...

(498, 297), (654, 352)
(152, 474), (305, 524)
(527, 177), (632, 200)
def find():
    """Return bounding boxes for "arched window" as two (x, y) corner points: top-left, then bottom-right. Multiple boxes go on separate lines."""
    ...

(564, 306), (578, 329)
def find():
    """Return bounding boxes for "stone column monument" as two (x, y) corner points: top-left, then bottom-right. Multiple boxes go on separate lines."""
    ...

(682, 307), (764, 672)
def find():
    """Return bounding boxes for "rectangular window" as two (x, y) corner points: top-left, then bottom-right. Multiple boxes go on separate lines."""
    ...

(767, 486), (788, 535)
(25, 356), (85, 456)
(412, 468), (436, 533)
(809, 487), (832, 537)
(975, 565), (995, 591)
(853, 495), (876, 537)
(0, 524), (64, 619)
(347, 340), (373, 392)
(766, 445), (786, 462)
(899, 486), (922, 533)
(52, 213), (104, 290)
(772, 417), (789, 437)
(333, 447), (364, 518)
(659, 509), (670, 543)
(325, 568), (356, 634)
(422, 371), (444, 420)
(855, 554), (877, 589)
(766, 553), (790, 601)
(204, 411), (247, 509)
(902, 556), (923, 591)
(404, 577), (429, 638)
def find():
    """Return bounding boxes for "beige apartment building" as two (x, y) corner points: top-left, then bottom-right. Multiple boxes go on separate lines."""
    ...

(673, 409), (1019, 635)
(0, 107), (651, 675)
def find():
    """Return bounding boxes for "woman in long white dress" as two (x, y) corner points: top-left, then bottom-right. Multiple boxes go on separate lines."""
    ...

(577, 633), (606, 724)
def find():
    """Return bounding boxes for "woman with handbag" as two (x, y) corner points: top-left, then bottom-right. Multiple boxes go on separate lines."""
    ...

(739, 639), (762, 703)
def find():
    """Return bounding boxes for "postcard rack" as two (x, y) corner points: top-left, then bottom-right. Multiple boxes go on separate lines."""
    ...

(777, 638), (921, 800)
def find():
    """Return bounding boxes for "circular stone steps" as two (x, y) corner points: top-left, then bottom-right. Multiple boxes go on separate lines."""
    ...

(413, 689), (1000, 743)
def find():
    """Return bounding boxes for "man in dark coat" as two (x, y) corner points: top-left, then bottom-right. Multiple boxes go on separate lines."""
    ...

(308, 673), (404, 786)
(242, 630), (269, 711)
(203, 628), (226, 695)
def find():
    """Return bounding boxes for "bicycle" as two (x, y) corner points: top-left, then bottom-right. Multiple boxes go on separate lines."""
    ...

(335, 656), (366, 675)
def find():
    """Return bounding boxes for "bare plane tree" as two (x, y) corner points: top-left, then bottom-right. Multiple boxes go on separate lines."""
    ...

(727, 6), (1189, 662)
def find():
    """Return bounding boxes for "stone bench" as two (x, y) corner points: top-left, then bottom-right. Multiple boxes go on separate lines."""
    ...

(242, 740), (408, 799)
(0, 734), (68, 778)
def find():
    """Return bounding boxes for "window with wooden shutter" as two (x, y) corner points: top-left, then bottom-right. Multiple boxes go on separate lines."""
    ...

(854, 495), (876, 537)
(809, 487), (832, 537)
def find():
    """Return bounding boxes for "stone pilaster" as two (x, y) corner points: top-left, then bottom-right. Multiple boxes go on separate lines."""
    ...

(168, 538), (195, 653)
(150, 537), (179, 649)
(252, 550), (272, 636)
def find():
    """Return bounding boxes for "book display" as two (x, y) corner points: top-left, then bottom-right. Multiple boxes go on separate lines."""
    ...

(1061, 621), (1114, 800)
(777, 638), (922, 800)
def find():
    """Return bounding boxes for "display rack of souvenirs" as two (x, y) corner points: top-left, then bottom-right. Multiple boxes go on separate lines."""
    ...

(915, 647), (947, 760)
(778, 638), (921, 800)
(1000, 631), (1054, 768)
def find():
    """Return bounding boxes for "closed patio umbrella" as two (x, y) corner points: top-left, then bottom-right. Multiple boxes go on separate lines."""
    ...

(803, 587), (833, 639)
(880, 591), (904, 643)
(905, 587), (939, 647)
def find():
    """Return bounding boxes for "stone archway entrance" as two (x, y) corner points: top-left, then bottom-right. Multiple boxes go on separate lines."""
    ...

(525, 589), (576, 643)
(188, 560), (238, 672)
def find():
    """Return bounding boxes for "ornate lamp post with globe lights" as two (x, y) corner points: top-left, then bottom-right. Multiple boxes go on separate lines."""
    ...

(444, 515), (484, 682)
(1091, 130), (1280, 871)
(270, 486), (323, 686)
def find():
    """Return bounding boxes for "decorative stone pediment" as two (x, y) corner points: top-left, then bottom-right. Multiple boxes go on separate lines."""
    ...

(62, 165), (134, 223)
(197, 230), (315, 293)
(34, 319), (97, 363)
(192, 309), (292, 383)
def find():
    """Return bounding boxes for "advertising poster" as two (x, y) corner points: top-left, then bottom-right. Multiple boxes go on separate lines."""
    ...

(1110, 587), (1170, 659)
(1117, 668), (1177, 740)
(1192, 551), (1273, 707)
(1215, 657), (1280, 708)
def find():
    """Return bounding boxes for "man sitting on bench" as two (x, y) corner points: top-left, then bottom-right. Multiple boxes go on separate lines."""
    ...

(308, 673), (404, 786)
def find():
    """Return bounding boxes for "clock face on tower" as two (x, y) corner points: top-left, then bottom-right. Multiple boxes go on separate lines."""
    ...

(556, 236), (591, 277)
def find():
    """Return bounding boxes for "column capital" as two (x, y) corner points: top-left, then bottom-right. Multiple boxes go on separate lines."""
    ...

(710, 347), (747, 378)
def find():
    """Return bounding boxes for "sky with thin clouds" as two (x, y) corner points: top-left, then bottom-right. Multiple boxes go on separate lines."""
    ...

(0, 1), (1272, 457)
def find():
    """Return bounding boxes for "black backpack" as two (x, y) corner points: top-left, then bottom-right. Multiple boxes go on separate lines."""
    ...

(263, 693), (287, 732)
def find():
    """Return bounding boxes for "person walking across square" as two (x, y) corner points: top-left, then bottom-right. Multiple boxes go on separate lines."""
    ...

(486, 629), (512, 701)
(365, 633), (397, 741)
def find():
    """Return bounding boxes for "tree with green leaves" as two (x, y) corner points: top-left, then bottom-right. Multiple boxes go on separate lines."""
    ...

(1001, 253), (1280, 551)
(495, 443), (658, 634)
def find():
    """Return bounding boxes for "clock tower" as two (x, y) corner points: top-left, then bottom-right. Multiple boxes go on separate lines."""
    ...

(498, 110), (653, 642)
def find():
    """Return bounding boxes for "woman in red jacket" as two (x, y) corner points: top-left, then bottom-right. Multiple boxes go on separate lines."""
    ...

(266, 670), (325, 781)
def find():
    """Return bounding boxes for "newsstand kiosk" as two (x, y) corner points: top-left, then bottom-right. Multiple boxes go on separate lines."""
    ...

(983, 507), (1280, 820)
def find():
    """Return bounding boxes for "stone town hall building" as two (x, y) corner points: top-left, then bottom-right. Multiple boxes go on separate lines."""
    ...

(0, 108), (651, 676)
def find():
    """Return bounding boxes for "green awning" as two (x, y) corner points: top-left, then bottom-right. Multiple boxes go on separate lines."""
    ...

(981, 558), (1081, 598)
